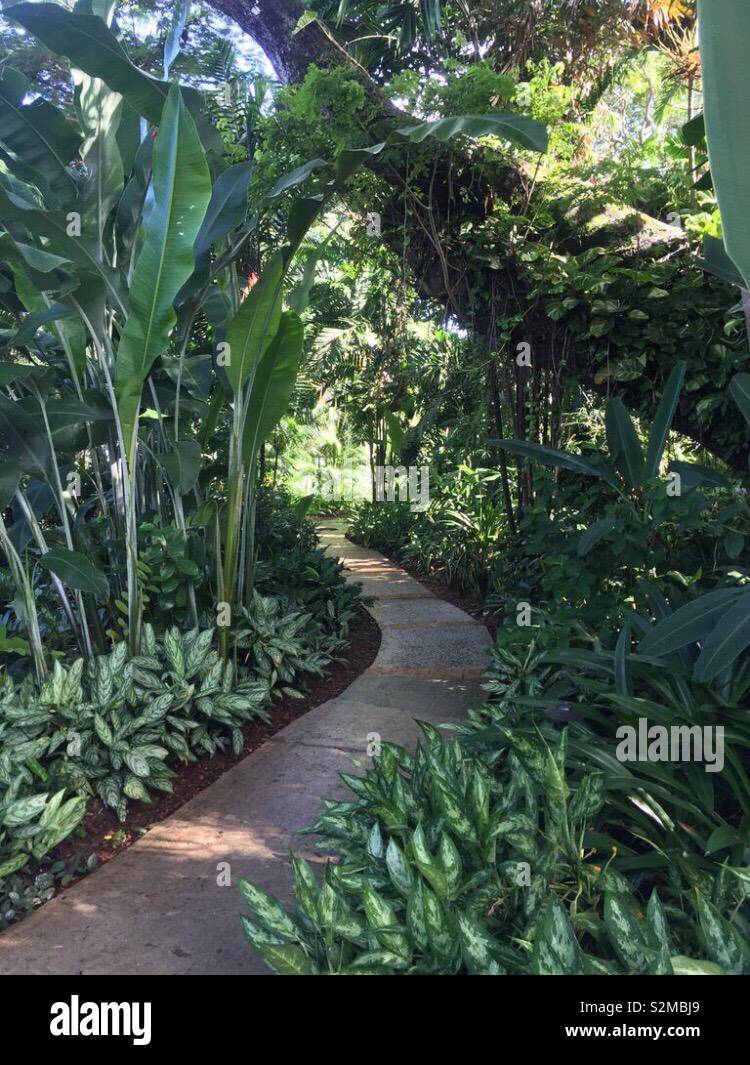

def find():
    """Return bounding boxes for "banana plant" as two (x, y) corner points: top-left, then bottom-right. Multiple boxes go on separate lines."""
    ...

(492, 361), (686, 553)
(0, 0), (548, 674)
(699, 0), (750, 290)
(0, 2), (332, 662)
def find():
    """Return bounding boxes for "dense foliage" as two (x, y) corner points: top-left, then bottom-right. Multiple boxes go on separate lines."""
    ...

(1, 0), (749, 980)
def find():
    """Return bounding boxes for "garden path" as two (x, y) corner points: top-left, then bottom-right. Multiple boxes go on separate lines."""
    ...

(0, 522), (491, 975)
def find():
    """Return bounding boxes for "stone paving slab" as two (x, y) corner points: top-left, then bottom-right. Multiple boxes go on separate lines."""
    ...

(370, 596), (479, 626)
(375, 623), (491, 670)
(0, 520), (490, 976)
(343, 672), (487, 713)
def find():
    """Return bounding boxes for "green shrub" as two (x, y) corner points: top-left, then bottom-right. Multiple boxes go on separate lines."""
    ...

(239, 721), (745, 974)
(0, 625), (270, 823)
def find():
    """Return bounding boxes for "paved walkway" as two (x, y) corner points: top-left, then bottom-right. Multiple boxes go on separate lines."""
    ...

(0, 522), (491, 975)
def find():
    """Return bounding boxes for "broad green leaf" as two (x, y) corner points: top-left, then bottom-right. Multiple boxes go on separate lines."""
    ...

(693, 597), (750, 682)
(240, 916), (313, 974)
(123, 750), (150, 778)
(223, 251), (284, 396)
(0, 66), (81, 206)
(242, 312), (304, 464)
(177, 161), (254, 303)
(670, 954), (724, 976)
(362, 886), (409, 958)
(0, 853), (29, 878)
(699, 1), (750, 288)
(643, 361), (686, 480)
(456, 910), (497, 974)
(0, 461), (21, 509)
(491, 438), (617, 485)
(123, 774), (151, 802)
(681, 112), (705, 148)
(162, 440), (202, 496)
(163, 0), (191, 77)
(705, 824), (742, 855)
(646, 889), (670, 952)
(285, 194), (325, 247)
(667, 460), (731, 493)
(729, 373), (750, 428)
(333, 143), (387, 184)
(577, 515), (616, 556)
(603, 890), (652, 974)
(0, 234), (71, 274)
(605, 397), (643, 487)
(696, 892), (749, 975)
(696, 235), (746, 288)
(410, 822), (448, 899)
(43, 396), (112, 427)
(2, 792), (48, 827)
(0, 180), (127, 315)
(0, 392), (52, 479)
(9, 3), (222, 158)
(238, 878), (299, 939)
(75, 68), (125, 259)
(196, 166), (252, 253)
(397, 113), (548, 153)
(530, 897), (581, 975)
(9, 303), (77, 350)
(639, 586), (750, 657)
(40, 547), (109, 600)
(115, 84), (211, 451)
(385, 837), (413, 898)
(0, 360), (55, 386)
(267, 158), (326, 199)
(11, 3), (181, 127)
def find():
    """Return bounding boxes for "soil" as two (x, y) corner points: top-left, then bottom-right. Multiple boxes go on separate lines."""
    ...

(54, 603), (381, 876)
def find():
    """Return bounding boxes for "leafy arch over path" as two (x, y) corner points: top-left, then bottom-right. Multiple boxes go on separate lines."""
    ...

(206, 0), (750, 472)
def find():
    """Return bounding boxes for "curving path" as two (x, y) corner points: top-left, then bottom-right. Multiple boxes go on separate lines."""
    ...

(0, 522), (491, 975)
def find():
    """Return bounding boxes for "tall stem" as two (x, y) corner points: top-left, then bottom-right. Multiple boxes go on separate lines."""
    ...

(14, 488), (83, 651)
(0, 513), (47, 682)
(34, 389), (94, 658)
(219, 404), (246, 661)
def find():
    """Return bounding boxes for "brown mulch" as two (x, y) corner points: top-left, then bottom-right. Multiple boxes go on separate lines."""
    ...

(54, 603), (381, 875)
